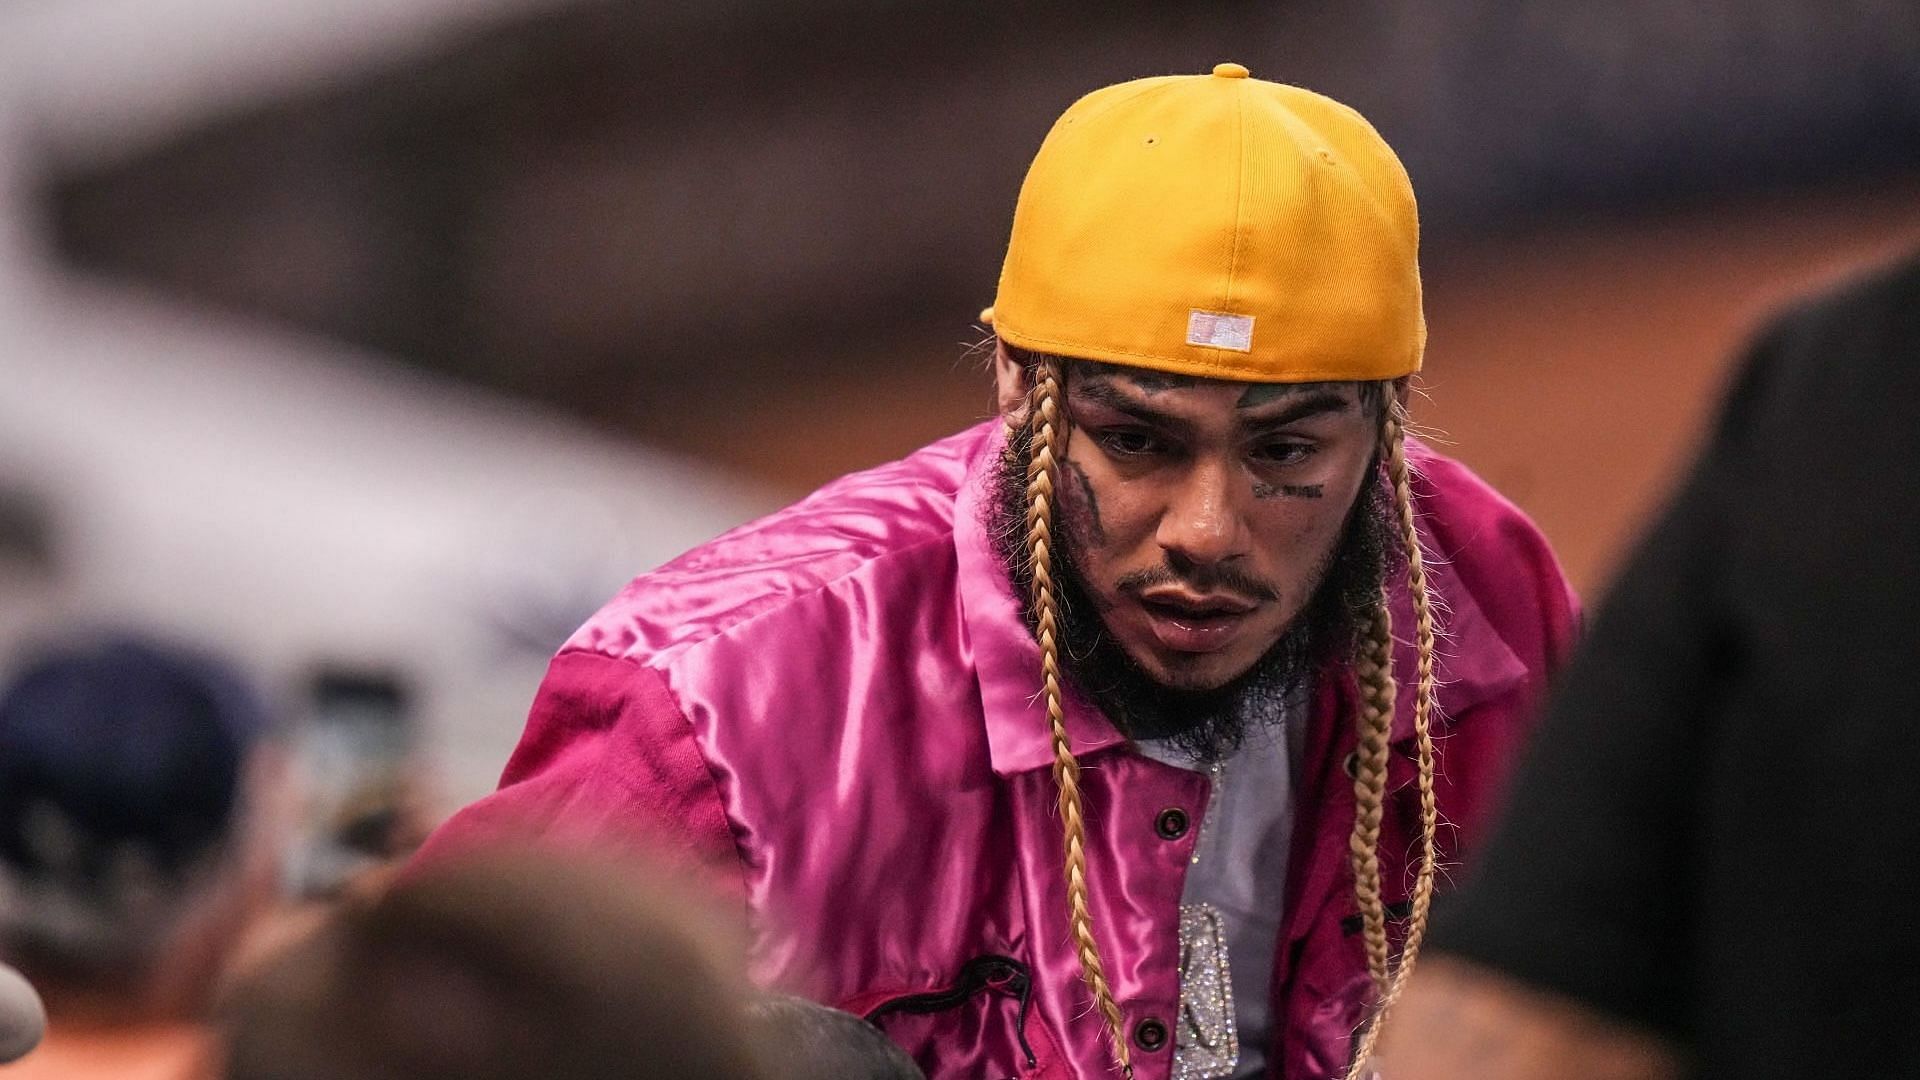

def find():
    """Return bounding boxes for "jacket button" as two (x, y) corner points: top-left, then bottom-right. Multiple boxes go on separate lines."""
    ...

(1154, 807), (1190, 840)
(1133, 1017), (1170, 1052)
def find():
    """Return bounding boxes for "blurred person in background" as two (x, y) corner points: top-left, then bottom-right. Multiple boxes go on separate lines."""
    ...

(1374, 252), (1920, 1080)
(0, 636), (290, 1079)
(748, 995), (926, 1080)
(221, 844), (767, 1080)
(427, 64), (1578, 1079)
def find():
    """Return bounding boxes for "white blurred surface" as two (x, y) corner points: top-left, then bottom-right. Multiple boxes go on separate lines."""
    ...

(0, 0), (773, 803)
(2, 0), (568, 169)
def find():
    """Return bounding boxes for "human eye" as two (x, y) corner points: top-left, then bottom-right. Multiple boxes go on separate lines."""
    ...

(1095, 427), (1168, 459)
(1251, 440), (1317, 467)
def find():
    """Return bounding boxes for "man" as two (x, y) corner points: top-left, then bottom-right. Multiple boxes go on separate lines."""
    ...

(427, 64), (1578, 1080)
(0, 636), (289, 1080)
(1376, 252), (1920, 1080)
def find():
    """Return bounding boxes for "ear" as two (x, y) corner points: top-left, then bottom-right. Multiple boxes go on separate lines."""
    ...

(992, 339), (1029, 421)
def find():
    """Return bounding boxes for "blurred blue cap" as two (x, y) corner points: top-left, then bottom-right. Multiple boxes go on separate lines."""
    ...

(0, 637), (274, 884)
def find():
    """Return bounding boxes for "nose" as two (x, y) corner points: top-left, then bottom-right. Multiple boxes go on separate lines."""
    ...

(1155, 458), (1250, 569)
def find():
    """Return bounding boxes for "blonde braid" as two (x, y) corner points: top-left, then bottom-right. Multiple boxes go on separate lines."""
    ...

(1343, 390), (1443, 1080)
(1347, 599), (1396, 998)
(1024, 356), (1134, 1079)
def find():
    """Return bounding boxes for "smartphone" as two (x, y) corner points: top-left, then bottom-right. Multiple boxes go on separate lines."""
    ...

(285, 667), (419, 898)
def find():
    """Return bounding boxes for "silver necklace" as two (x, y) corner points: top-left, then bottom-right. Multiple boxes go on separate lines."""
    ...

(1173, 758), (1239, 1079)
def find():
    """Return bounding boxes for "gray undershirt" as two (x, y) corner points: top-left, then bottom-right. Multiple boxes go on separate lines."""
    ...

(1138, 699), (1298, 1080)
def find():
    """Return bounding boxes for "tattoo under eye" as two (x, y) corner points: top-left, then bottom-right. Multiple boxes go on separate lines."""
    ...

(1252, 482), (1325, 500)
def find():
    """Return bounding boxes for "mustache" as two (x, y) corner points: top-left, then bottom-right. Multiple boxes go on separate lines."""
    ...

(1113, 562), (1282, 604)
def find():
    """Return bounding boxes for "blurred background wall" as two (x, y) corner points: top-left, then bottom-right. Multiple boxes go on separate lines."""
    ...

(2, 0), (1917, 814)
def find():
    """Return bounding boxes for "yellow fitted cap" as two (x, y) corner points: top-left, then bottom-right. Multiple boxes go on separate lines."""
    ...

(988, 63), (1424, 382)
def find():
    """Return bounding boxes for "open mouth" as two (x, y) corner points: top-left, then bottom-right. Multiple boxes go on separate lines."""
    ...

(1137, 593), (1259, 654)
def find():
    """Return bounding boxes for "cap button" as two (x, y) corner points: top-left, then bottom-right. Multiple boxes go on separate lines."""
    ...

(1212, 62), (1250, 79)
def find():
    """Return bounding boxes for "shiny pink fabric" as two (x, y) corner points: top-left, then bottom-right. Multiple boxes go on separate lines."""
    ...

(424, 421), (1579, 1079)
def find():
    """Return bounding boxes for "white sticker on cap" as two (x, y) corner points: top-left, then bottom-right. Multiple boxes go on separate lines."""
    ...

(1186, 310), (1255, 352)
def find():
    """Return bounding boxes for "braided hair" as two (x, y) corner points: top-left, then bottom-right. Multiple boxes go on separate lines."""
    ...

(1342, 394), (1440, 1080)
(1023, 355), (1135, 1078)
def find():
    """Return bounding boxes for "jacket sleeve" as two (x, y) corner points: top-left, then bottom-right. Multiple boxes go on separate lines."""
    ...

(415, 649), (748, 907)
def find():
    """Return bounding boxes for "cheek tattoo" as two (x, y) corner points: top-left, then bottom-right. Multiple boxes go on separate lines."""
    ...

(1062, 457), (1109, 543)
(1253, 482), (1326, 500)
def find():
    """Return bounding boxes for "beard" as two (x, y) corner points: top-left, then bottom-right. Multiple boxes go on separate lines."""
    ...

(988, 420), (1394, 764)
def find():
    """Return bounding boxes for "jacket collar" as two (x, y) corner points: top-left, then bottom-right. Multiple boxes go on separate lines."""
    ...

(1379, 540), (1527, 744)
(953, 424), (1129, 777)
(952, 424), (1527, 775)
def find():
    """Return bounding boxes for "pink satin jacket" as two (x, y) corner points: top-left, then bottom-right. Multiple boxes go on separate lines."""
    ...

(426, 421), (1579, 1079)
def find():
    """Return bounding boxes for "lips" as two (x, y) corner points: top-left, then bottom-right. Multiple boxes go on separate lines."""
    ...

(1136, 591), (1258, 654)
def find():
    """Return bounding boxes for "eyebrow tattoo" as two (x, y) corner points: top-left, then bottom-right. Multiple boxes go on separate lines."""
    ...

(1252, 482), (1326, 500)
(1070, 374), (1353, 441)
(1245, 394), (1355, 429)
(1076, 363), (1357, 417)
(1236, 380), (1352, 408)
(1068, 379), (1189, 429)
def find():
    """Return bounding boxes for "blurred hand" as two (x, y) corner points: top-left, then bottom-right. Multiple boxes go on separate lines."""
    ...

(1374, 956), (1682, 1080)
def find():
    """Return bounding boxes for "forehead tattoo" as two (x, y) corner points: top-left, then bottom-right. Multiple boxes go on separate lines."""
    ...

(1074, 360), (1201, 395)
(1071, 362), (1359, 411)
(1235, 380), (1352, 409)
